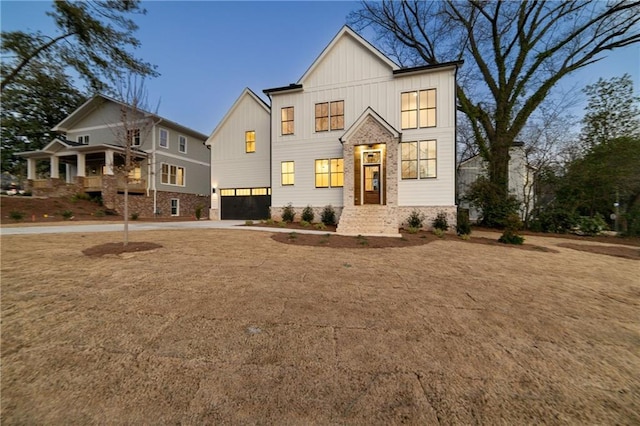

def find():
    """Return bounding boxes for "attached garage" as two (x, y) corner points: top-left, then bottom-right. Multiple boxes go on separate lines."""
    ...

(220, 188), (271, 220)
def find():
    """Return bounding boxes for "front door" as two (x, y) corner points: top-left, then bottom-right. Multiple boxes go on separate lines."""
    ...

(363, 165), (381, 204)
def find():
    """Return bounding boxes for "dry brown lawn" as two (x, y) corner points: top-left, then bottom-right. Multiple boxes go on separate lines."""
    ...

(1, 228), (639, 424)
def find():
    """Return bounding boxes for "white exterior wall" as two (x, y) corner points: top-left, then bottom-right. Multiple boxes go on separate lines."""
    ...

(270, 31), (457, 209)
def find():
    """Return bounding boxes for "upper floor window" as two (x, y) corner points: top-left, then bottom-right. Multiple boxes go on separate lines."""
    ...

(77, 135), (90, 144)
(161, 163), (185, 186)
(401, 140), (437, 179)
(159, 129), (168, 148)
(281, 161), (294, 185)
(401, 89), (436, 129)
(281, 107), (294, 135)
(315, 100), (344, 132)
(127, 129), (141, 146)
(315, 158), (344, 188)
(179, 135), (187, 153)
(245, 131), (255, 153)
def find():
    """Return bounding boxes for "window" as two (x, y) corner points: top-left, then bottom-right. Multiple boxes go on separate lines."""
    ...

(127, 129), (141, 146)
(281, 161), (294, 185)
(281, 107), (294, 135)
(77, 135), (90, 144)
(401, 140), (437, 179)
(401, 89), (436, 129)
(179, 135), (187, 153)
(245, 131), (255, 153)
(220, 189), (235, 196)
(315, 100), (344, 132)
(161, 163), (185, 186)
(128, 167), (142, 183)
(315, 158), (344, 188)
(159, 129), (168, 148)
(170, 199), (179, 216)
(252, 188), (268, 195)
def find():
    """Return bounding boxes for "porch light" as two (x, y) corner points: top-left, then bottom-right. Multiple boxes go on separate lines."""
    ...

(212, 187), (216, 194)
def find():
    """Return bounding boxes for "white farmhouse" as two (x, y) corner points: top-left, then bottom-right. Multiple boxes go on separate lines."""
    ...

(207, 26), (462, 235)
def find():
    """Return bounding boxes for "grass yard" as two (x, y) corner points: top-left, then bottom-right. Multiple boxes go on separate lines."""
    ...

(1, 228), (638, 424)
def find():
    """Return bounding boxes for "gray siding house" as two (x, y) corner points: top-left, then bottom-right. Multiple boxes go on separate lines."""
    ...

(18, 94), (210, 218)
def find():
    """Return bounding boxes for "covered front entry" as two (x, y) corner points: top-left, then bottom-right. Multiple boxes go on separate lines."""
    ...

(358, 149), (384, 205)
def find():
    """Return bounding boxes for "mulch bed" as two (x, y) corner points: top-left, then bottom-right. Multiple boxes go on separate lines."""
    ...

(82, 242), (163, 257)
(557, 243), (640, 260)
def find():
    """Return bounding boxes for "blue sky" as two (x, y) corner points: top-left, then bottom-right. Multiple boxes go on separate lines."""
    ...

(2, 1), (639, 136)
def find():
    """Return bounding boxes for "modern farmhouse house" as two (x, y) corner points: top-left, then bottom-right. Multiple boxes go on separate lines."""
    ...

(207, 26), (462, 235)
(18, 94), (210, 218)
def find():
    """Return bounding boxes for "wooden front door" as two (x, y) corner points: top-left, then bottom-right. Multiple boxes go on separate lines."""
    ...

(363, 165), (381, 204)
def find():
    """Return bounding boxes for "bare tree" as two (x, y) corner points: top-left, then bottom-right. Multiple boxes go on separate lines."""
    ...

(350, 0), (640, 210)
(110, 77), (159, 246)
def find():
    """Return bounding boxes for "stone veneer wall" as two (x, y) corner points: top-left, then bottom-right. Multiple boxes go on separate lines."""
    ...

(270, 205), (343, 224)
(114, 191), (210, 218)
(396, 206), (457, 231)
(27, 178), (83, 198)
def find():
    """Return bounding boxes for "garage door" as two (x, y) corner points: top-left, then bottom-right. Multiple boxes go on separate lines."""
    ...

(220, 188), (271, 220)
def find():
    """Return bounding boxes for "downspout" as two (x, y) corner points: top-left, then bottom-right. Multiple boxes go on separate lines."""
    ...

(153, 119), (162, 215)
(454, 65), (459, 209)
(267, 93), (273, 217)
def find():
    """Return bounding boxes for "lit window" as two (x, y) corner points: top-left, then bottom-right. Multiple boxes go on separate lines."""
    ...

(281, 107), (294, 135)
(315, 100), (344, 132)
(170, 198), (179, 216)
(127, 129), (141, 146)
(252, 188), (267, 195)
(220, 189), (235, 196)
(315, 158), (344, 188)
(245, 131), (255, 153)
(401, 140), (437, 179)
(330, 158), (344, 187)
(315, 159), (329, 187)
(281, 161), (294, 185)
(401, 89), (436, 129)
(161, 163), (185, 186)
(128, 166), (142, 183)
(179, 135), (187, 153)
(236, 188), (251, 196)
(159, 129), (168, 148)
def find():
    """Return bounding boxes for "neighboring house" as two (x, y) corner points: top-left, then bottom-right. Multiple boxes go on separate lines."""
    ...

(457, 142), (535, 222)
(208, 26), (462, 235)
(17, 94), (210, 218)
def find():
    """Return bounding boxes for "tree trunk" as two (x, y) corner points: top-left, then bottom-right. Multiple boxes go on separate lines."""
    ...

(488, 138), (511, 198)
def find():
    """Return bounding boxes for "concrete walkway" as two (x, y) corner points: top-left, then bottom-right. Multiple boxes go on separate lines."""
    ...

(0, 220), (332, 236)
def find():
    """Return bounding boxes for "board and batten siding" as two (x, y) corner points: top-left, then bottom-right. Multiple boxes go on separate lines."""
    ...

(270, 30), (457, 209)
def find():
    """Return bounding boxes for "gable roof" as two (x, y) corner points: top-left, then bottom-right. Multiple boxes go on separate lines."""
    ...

(53, 94), (208, 141)
(340, 107), (401, 144)
(299, 26), (399, 85)
(206, 88), (270, 145)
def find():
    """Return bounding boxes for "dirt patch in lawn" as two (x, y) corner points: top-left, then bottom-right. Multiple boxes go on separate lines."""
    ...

(557, 242), (640, 260)
(2, 229), (638, 424)
(82, 242), (163, 257)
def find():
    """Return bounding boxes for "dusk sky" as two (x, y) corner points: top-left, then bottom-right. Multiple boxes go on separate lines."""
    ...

(2, 1), (639, 136)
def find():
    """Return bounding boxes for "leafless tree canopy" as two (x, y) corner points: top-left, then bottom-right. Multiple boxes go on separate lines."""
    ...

(349, 0), (640, 192)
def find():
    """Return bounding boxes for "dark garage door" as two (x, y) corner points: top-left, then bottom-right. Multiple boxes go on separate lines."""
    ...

(221, 194), (271, 220)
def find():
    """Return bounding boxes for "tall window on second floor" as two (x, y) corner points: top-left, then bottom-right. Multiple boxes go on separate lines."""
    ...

(281, 107), (294, 135)
(161, 163), (185, 186)
(401, 89), (436, 129)
(77, 135), (90, 144)
(159, 129), (168, 148)
(127, 129), (141, 146)
(281, 161), (294, 185)
(315, 100), (344, 132)
(245, 131), (256, 153)
(178, 135), (187, 153)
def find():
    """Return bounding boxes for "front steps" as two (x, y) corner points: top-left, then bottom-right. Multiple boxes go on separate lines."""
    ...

(336, 205), (401, 237)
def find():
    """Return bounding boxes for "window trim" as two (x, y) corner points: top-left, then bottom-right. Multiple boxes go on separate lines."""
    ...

(178, 135), (187, 153)
(401, 140), (437, 180)
(281, 161), (295, 186)
(315, 100), (344, 132)
(158, 128), (169, 149)
(401, 89), (437, 130)
(315, 158), (344, 188)
(170, 198), (179, 216)
(281, 106), (294, 136)
(245, 130), (256, 153)
(160, 163), (186, 187)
